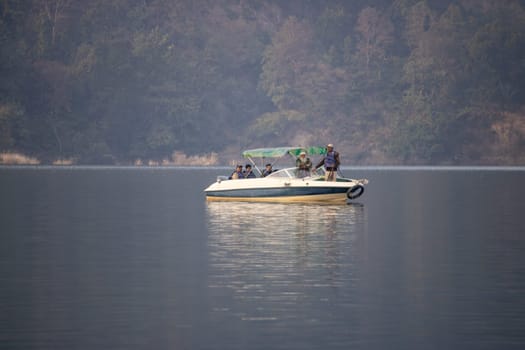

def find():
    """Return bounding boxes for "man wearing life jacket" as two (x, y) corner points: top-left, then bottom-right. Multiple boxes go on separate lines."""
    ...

(314, 144), (340, 181)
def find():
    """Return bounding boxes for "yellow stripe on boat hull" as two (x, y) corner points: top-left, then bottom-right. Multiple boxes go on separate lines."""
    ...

(205, 193), (347, 203)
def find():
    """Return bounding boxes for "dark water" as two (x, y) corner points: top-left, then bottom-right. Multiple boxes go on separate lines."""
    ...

(1, 166), (524, 350)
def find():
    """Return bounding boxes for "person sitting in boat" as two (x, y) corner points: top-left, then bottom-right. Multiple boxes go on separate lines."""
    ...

(314, 143), (340, 181)
(229, 164), (243, 179)
(295, 151), (312, 178)
(243, 164), (256, 178)
(262, 163), (273, 177)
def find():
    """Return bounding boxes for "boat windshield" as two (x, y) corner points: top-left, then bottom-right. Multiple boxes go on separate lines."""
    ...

(266, 167), (325, 179)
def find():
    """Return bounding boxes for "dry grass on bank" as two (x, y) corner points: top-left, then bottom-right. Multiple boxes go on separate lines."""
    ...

(135, 151), (219, 166)
(52, 158), (75, 165)
(0, 152), (40, 165)
(169, 151), (218, 166)
(0, 151), (218, 166)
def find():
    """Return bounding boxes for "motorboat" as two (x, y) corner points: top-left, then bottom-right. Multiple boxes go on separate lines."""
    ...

(204, 147), (368, 203)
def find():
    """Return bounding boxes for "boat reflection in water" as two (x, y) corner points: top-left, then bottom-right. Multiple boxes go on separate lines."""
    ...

(205, 201), (367, 329)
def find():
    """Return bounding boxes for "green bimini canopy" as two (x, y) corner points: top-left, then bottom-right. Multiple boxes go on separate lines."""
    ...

(242, 146), (327, 158)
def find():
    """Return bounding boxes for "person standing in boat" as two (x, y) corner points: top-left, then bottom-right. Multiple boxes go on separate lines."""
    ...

(295, 151), (312, 178)
(243, 164), (256, 178)
(229, 164), (243, 179)
(314, 144), (340, 181)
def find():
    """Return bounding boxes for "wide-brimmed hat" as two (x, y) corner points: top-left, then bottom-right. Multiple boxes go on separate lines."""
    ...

(300, 151), (306, 155)
(327, 143), (334, 148)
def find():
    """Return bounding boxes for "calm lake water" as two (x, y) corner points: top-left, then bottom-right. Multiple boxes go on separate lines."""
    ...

(1, 166), (524, 350)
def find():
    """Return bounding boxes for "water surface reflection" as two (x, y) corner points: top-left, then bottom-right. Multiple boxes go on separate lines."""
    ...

(205, 202), (367, 337)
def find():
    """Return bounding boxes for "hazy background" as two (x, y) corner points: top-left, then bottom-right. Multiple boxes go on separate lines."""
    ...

(1, 0), (524, 165)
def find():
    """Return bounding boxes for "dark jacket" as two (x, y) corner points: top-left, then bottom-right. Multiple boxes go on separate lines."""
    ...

(243, 170), (256, 178)
(296, 157), (312, 170)
(262, 169), (273, 177)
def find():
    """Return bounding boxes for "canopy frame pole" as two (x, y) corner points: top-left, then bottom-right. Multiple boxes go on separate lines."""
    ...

(246, 156), (263, 176)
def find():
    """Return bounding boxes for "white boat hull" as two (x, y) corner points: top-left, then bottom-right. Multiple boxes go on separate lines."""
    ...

(204, 171), (365, 203)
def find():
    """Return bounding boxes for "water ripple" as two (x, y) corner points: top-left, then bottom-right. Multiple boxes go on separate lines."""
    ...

(205, 202), (367, 325)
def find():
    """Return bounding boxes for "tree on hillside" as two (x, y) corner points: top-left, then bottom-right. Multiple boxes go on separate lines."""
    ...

(354, 7), (394, 78)
(257, 15), (354, 146)
(1, 0), (524, 164)
(388, 3), (473, 162)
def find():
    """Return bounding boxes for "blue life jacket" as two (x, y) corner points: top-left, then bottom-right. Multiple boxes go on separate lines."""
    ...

(325, 151), (336, 168)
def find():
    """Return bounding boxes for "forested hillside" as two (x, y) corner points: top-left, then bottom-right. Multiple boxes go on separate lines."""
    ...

(1, 0), (524, 165)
